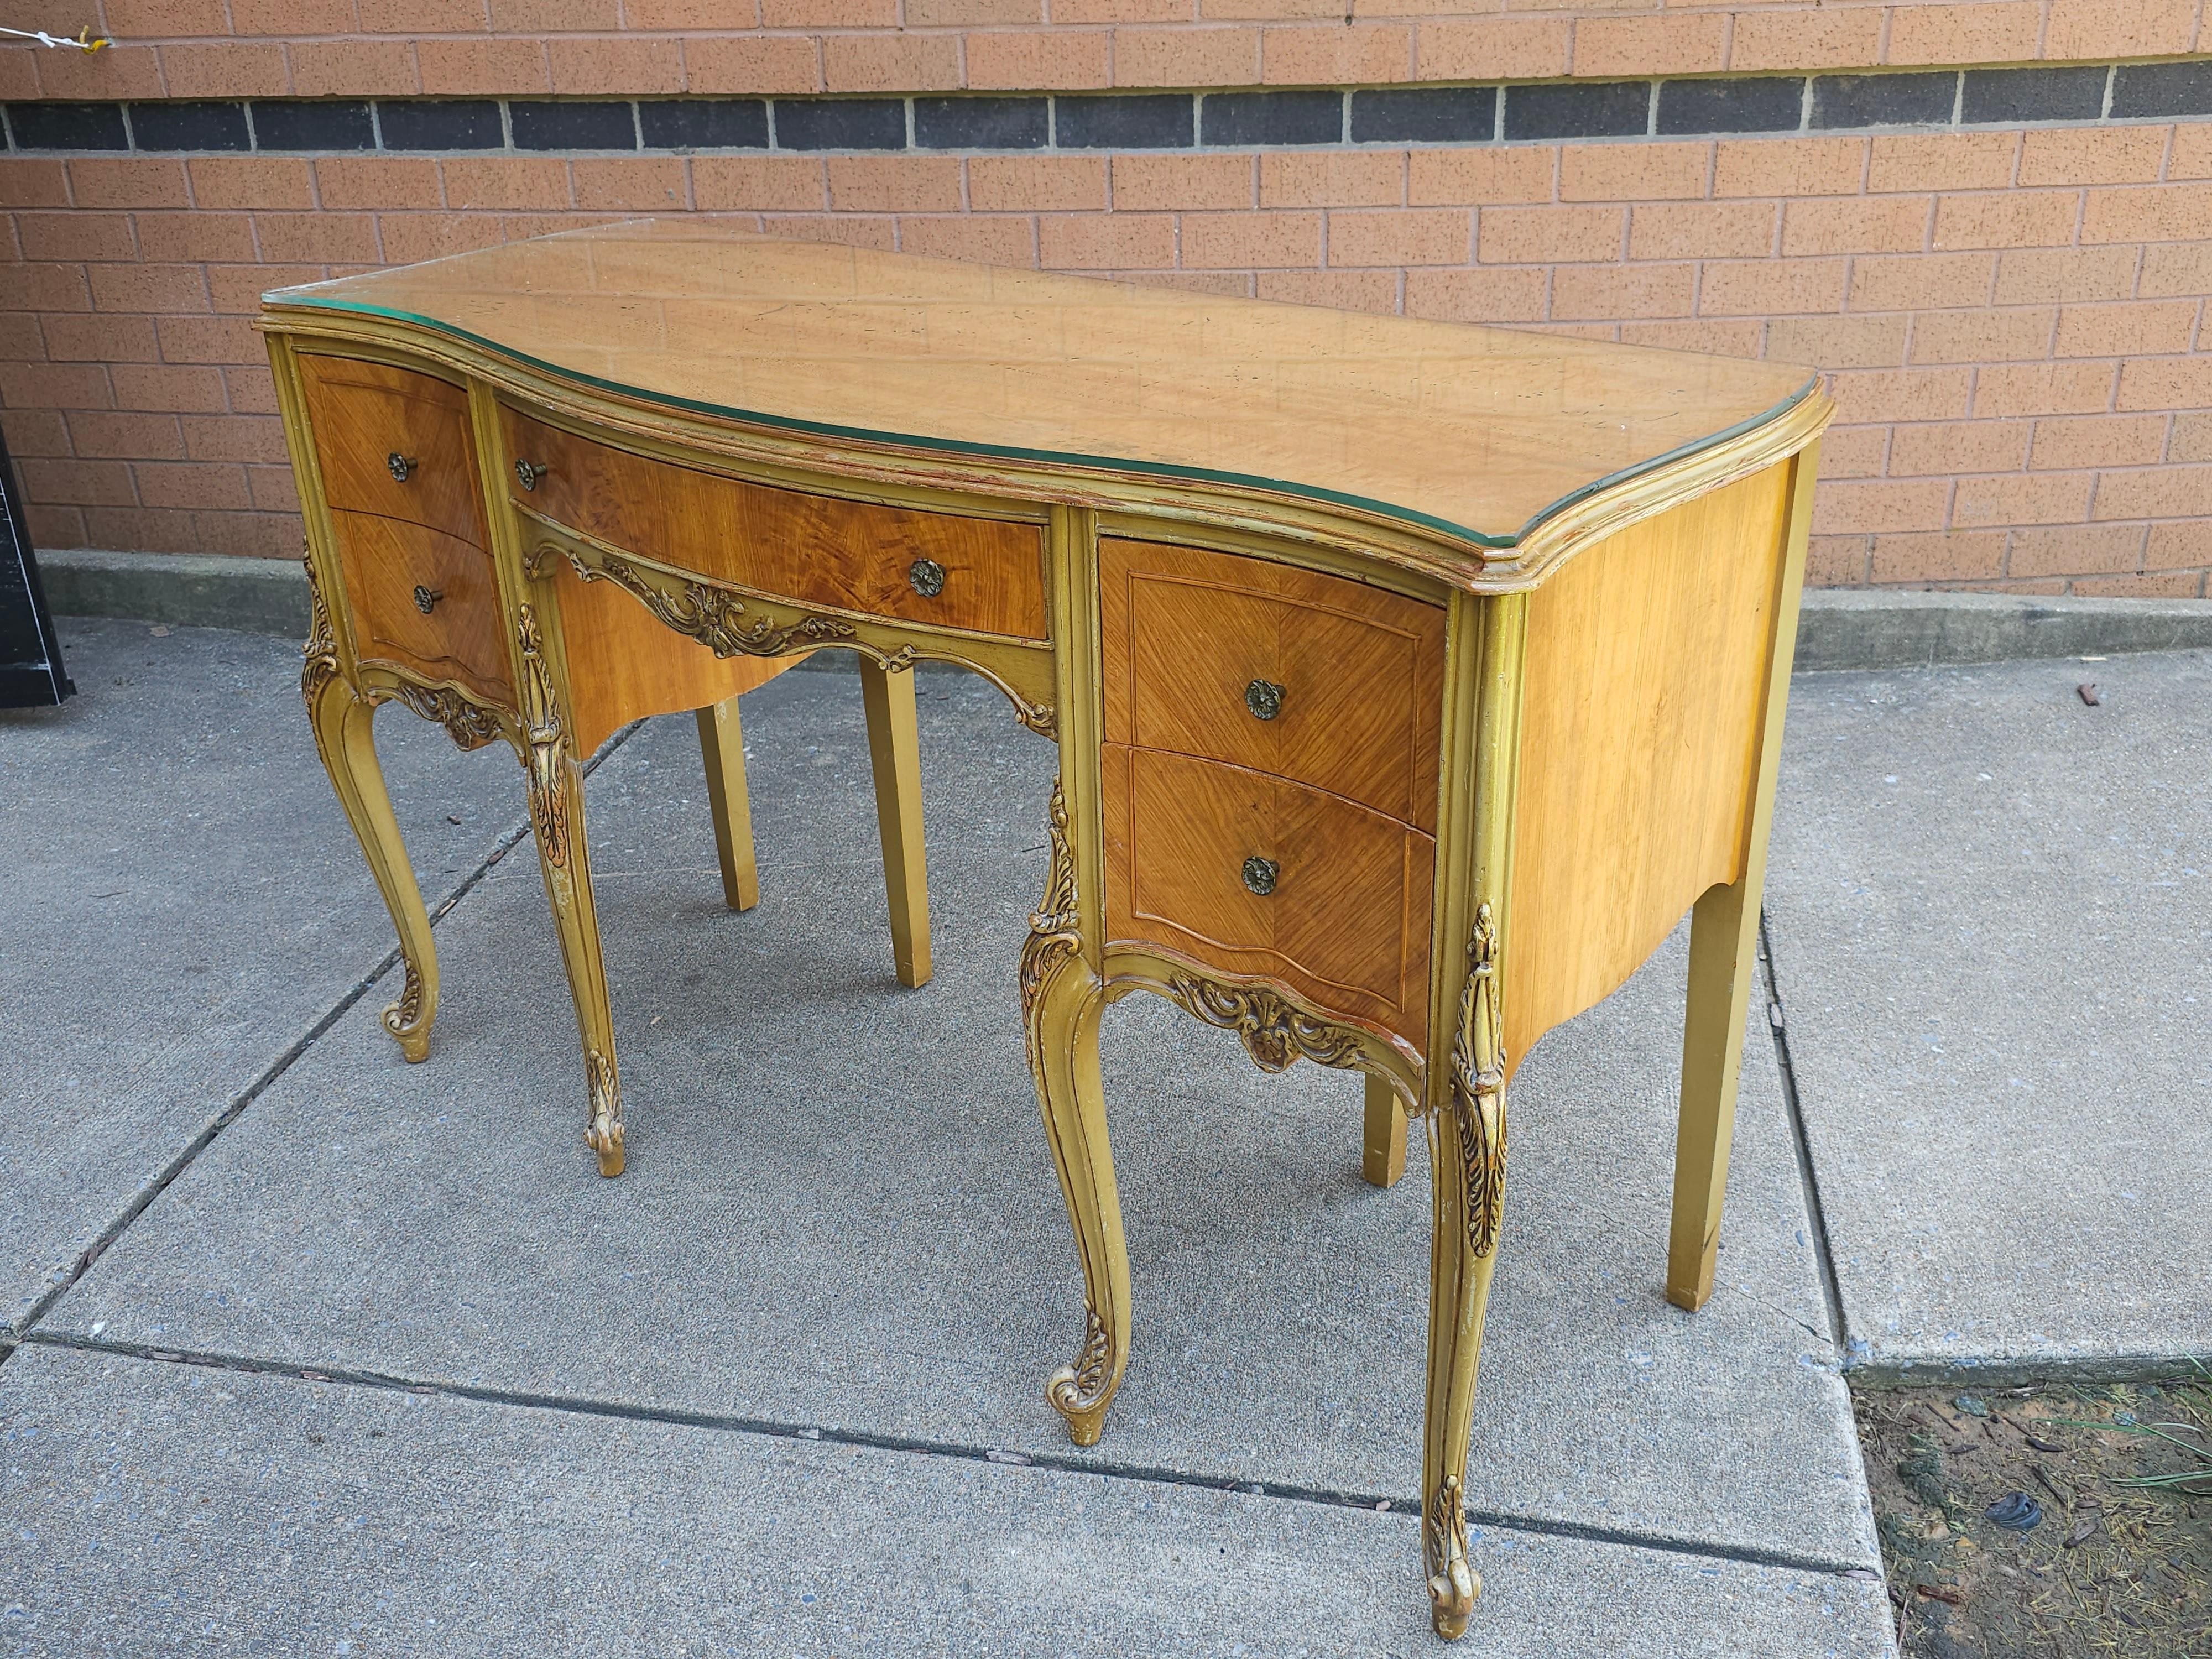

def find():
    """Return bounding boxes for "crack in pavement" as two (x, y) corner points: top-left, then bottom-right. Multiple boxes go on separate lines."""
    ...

(0, 721), (645, 1354)
(20, 1329), (1881, 1583)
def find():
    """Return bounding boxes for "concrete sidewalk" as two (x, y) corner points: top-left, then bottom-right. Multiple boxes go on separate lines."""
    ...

(0, 615), (2019, 1655)
(1766, 648), (2212, 1380)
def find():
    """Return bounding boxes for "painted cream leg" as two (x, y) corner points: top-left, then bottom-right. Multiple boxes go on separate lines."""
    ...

(1422, 906), (1509, 1642)
(1667, 439), (1815, 1312)
(305, 667), (439, 1063)
(1361, 1072), (1408, 1188)
(858, 658), (932, 988)
(695, 695), (760, 912)
(515, 603), (625, 1178)
(1024, 786), (1128, 1447)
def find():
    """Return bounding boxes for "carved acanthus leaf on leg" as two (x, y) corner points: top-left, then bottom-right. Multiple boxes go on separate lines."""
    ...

(1449, 903), (1508, 1260)
(1046, 1305), (1112, 1422)
(300, 551), (341, 706)
(584, 1046), (624, 1177)
(1425, 1474), (1479, 1640)
(515, 603), (572, 881)
(1019, 780), (1081, 1023)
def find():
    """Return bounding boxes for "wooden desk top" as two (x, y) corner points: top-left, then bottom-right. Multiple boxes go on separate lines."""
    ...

(264, 219), (1822, 584)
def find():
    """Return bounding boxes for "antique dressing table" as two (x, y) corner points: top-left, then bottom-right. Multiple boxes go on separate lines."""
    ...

(259, 221), (1829, 1640)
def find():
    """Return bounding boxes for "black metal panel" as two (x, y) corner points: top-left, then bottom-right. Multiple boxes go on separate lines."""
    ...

(0, 421), (74, 708)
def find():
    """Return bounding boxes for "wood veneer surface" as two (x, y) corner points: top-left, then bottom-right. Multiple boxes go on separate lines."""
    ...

(270, 220), (1815, 554)
(1505, 463), (1792, 1060)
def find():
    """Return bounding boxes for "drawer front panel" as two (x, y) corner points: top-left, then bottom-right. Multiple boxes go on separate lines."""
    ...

(332, 510), (513, 706)
(1100, 538), (1444, 831)
(300, 355), (486, 547)
(502, 410), (1047, 641)
(1104, 744), (1433, 1046)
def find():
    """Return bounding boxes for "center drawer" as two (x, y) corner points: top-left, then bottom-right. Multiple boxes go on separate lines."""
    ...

(1099, 538), (1445, 831)
(501, 409), (1048, 642)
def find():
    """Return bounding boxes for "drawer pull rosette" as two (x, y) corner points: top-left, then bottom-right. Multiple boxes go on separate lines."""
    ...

(1241, 855), (1279, 896)
(907, 557), (947, 598)
(514, 458), (549, 492)
(412, 585), (444, 615)
(387, 452), (416, 483)
(1244, 678), (1285, 721)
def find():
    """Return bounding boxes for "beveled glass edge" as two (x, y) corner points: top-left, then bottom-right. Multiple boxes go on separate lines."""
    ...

(264, 288), (1818, 554)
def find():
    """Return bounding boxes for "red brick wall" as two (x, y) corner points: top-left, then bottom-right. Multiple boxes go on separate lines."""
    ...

(4, 3), (2211, 595)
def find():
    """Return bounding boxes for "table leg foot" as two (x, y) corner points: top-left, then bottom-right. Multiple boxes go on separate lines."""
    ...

(585, 1047), (624, 1178)
(1047, 1306), (1114, 1445)
(1426, 1475), (1480, 1640)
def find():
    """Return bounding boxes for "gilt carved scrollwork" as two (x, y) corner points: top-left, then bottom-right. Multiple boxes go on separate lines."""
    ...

(1019, 780), (1082, 1020)
(537, 542), (868, 661)
(1164, 974), (1368, 1076)
(515, 603), (572, 875)
(374, 679), (507, 752)
(1046, 1305), (1113, 1423)
(300, 552), (341, 706)
(1425, 1473), (1479, 1640)
(583, 1046), (623, 1173)
(1449, 904), (1508, 1261)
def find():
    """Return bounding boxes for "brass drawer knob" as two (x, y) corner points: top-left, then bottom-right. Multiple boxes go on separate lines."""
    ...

(387, 452), (416, 483)
(514, 458), (548, 492)
(1244, 679), (1285, 721)
(1241, 855), (1279, 897)
(908, 557), (947, 598)
(412, 585), (444, 615)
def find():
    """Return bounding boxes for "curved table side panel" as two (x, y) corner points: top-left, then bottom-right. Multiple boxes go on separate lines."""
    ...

(1502, 458), (1796, 1066)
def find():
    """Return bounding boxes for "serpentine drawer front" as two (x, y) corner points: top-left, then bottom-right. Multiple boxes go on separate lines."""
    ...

(1099, 537), (1446, 832)
(263, 220), (1833, 1643)
(328, 511), (512, 707)
(298, 354), (487, 549)
(1104, 745), (1435, 1045)
(501, 408), (1048, 641)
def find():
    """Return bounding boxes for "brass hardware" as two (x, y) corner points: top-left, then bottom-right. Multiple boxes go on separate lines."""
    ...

(387, 452), (416, 483)
(1244, 679), (1285, 721)
(1241, 855), (1278, 896)
(412, 585), (443, 614)
(907, 557), (947, 598)
(514, 458), (547, 491)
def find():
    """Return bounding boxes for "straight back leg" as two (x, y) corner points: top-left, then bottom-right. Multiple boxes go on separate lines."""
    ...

(858, 658), (932, 989)
(695, 695), (760, 912)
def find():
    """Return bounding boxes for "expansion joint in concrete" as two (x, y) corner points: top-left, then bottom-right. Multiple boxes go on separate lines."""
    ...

(18, 1329), (1880, 1583)
(0, 721), (645, 1353)
(1759, 909), (1852, 1367)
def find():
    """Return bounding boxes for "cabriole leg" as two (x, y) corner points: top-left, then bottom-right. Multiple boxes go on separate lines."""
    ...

(1024, 784), (1127, 1447)
(1361, 1072), (1408, 1188)
(1423, 906), (1509, 1641)
(695, 694), (759, 912)
(858, 658), (932, 988)
(305, 669), (439, 1063)
(1667, 875), (1762, 1311)
(516, 603), (625, 1178)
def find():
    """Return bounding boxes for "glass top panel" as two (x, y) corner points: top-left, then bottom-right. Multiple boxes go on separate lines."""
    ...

(265, 220), (1817, 550)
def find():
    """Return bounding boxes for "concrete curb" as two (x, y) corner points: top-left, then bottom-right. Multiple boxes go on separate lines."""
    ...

(43, 548), (310, 638)
(39, 547), (2212, 671)
(1794, 588), (2212, 671)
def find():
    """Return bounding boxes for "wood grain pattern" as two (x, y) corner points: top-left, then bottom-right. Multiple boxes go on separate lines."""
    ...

(1103, 744), (1432, 1046)
(550, 553), (786, 756)
(1504, 462), (1793, 1061)
(270, 222), (1816, 569)
(330, 509), (512, 705)
(502, 407), (1048, 641)
(1099, 537), (1445, 831)
(300, 354), (488, 548)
